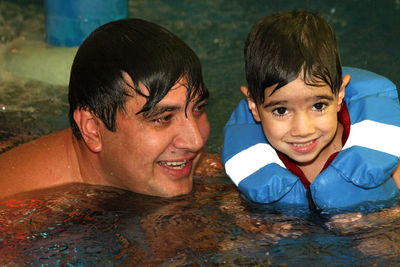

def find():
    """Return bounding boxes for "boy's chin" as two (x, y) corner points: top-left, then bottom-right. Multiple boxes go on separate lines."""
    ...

(287, 151), (321, 166)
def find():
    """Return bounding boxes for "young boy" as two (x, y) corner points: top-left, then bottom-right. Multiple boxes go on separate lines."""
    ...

(222, 10), (400, 211)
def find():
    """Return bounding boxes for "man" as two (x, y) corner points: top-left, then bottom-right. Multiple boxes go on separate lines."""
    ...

(0, 18), (210, 199)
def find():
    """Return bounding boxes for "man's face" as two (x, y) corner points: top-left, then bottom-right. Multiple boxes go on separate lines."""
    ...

(98, 76), (210, 197)
(247, 76), (345, 166)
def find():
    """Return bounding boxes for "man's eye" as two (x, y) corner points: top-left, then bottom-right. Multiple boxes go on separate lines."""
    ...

(272, 107), (288, 116)
(312, 102), (327, 111)
(194, 102), (207, 112)
(152, 114), (172, 124)
(191, 102), (207, 119)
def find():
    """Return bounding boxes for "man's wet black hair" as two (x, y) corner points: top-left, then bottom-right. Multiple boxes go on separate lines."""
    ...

(69, 18), (208, 139)
(244, 10), (342, 104)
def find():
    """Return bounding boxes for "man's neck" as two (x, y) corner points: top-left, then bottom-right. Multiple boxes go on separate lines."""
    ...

(71, 133), (105, 186)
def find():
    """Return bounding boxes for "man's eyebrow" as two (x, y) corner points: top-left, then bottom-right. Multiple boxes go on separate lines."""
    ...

(142, 105), (180, 118)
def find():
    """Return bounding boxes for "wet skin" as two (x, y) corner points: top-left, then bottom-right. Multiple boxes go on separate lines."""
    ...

(0, 76), (210, 199)
(242, 75), (348, 182)
(242, 74), (400, 184)
(73, 75), (210, 198)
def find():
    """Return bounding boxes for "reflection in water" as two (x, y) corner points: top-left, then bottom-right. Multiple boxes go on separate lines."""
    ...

(1, 0), (400, 265)
(1, 176), (400, 265)
(1, 0), (399, 154)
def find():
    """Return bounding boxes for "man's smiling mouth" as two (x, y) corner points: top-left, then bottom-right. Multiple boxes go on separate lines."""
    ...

(158, 160), (189, 170)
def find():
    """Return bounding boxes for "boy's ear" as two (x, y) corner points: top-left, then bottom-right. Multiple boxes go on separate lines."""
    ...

(337, 74), (351, 110)
(73, 108), (103, 153)
(240, 85), (250, 98)
(240, 85), (261, 122)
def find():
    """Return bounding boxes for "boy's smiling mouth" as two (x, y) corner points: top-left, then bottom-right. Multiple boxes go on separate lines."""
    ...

(288, 138), (319, 153)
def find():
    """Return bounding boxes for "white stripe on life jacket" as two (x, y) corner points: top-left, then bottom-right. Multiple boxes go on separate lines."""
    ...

(225, 143), (284, 186)
(343, 120), (400, 157)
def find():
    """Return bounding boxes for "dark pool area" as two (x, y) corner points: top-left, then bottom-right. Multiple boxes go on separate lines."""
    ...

(1, 0), (400, 265)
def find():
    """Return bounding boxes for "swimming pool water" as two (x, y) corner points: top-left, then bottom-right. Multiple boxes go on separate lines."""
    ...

(1, 179), (400, 265)
(0, 0), (399, 153)
(1, 0), (400, 265)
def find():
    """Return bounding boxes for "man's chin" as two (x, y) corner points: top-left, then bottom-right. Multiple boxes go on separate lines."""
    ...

(153, 176), (194, 198)
(161, 185), (193, 198)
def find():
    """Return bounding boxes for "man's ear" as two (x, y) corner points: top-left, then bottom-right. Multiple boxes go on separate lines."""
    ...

(73, 108), (102, 152)
(240, 85), (261, 122)
(337, 74), (350, 110)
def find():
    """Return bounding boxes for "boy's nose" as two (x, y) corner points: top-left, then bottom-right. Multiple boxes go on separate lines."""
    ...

(173, 115), (209, 152)
(290, 113), (315, 137)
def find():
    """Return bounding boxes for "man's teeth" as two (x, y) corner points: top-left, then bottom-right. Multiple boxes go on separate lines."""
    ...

(292, 140), (314, 147)
(162, 160), (188, 170)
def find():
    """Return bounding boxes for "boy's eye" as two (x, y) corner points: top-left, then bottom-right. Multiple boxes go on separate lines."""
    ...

(272, 107), (288, 116)
(312, 102), (327, 111)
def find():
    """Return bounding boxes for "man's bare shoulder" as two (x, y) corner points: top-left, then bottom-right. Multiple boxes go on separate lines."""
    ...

(0, 129), (80, 199)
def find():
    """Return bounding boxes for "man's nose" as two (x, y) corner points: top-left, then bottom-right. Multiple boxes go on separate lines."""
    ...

(290, 112), (315, 137)
(173, 115), (209, 151)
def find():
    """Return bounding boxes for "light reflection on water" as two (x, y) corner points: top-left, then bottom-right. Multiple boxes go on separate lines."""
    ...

(0, 0), (399, 153)
(1, 0), (400, 265)
(1, 178), (400, 265)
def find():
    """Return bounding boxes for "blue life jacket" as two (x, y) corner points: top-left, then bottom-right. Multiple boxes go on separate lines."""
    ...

(222, 67), (400, 211)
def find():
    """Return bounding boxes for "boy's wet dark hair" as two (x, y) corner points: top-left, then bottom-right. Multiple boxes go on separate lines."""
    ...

(244, 10), (342, 104)
(69, 18), (208, 139)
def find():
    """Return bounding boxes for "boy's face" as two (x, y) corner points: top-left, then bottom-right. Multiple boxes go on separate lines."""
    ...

(243, 75), (349, 166)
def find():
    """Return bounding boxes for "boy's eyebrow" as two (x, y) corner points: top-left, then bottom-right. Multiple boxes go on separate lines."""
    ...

(312, 94), (335, 101)
(142, 105), (180, 118)
(263, 94), (335, 108)
(263, 100), (287, 108)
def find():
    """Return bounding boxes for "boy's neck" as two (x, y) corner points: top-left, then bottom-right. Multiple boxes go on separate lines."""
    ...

(298, 122), (344, 183)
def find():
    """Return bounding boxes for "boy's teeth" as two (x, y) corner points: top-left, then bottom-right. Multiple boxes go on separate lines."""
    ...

(293, 140), (313, 147)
